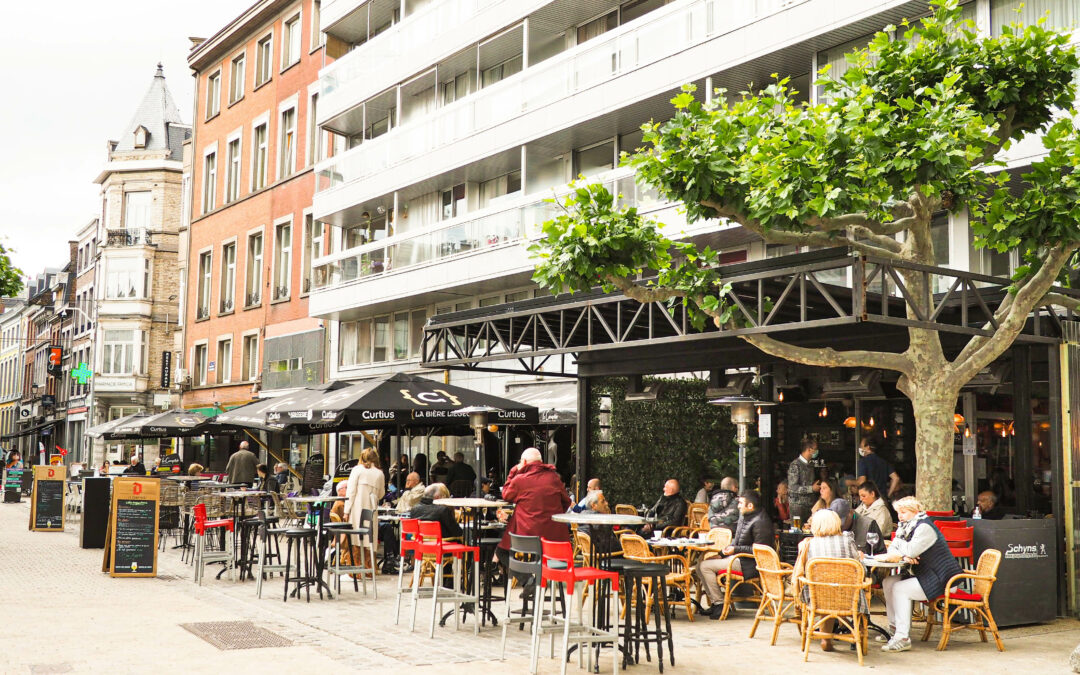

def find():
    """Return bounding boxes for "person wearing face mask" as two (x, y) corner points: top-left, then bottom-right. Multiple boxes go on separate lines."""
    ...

(787, 438), (821, 524)
(856, 437), (902, 500)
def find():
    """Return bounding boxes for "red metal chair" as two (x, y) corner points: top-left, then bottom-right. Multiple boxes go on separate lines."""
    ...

(941, 526), (975, 566)
(193, 502), (235, 585)
(534, 538), (620, 675)
(934, 520), (969, 529)
(925, 510), (954, 518)
(394, 518), (420, 625)
(409, 520), (479, 638)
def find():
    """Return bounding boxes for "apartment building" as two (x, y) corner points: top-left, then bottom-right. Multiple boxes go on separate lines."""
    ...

(183, 0), (334, 470)
(0, 298), (27, 446)
(66, 220), (98, 463)
(307, 0), (1074, 463)
(88, 65), (189, 466)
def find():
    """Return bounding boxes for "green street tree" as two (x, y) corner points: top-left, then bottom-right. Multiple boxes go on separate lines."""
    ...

(530, 1), (1080, 509)
(0, 242), (23, 298)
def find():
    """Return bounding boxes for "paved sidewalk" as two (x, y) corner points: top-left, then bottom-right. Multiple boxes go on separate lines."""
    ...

(2, 500), (1077, 674)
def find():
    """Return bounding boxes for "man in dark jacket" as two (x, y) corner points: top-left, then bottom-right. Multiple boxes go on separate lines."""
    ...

(695, 490), (775, 619)
(787, 438), (821, 523)
(706, 477), (740, 531)
(408, 483), (462, 538)
(640, 479), (687, 537)
(444, 452), (477, 493)
(123, 454), (146, 476)
(225, 441), (258, 486)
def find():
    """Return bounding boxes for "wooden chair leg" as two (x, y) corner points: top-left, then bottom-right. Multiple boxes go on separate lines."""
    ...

(936, 604), (956, 651)
(922, 601), (937, 642)
(983, 608), (1005, 652)
(854, 615), (865, 667)
(749, 594), (767, 638)
(770, 599), (785, 646)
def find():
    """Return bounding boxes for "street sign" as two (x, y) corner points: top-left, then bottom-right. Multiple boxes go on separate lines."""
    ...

(160, 351), (171, 388)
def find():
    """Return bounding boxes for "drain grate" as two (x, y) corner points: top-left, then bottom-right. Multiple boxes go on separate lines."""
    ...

(157, 574), (181, 582)
(181, 621), (293, 650)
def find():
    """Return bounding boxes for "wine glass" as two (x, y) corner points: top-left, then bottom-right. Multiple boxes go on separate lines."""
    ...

(865, 531), (880, 554)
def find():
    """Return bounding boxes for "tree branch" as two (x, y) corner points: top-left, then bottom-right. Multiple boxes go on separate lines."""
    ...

(1044, 292), (1080, 312)
(979, 105), (1017, 165)
(740, 334), (913, 375)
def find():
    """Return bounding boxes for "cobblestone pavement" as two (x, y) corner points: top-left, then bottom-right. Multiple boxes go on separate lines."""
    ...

(2, 500), (1078, 674)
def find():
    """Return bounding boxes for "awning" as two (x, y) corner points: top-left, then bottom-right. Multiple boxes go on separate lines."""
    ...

(85, 412), (151, 439)
(265, 373), (539, 430)
(211, 384), (348, 433)
(504, 382), (578, 425)
(104, 409), (229, 439)
(0, 421), (55, 441)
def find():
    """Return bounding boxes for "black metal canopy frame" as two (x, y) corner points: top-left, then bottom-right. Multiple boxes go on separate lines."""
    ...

(421, 249), (1080, 376)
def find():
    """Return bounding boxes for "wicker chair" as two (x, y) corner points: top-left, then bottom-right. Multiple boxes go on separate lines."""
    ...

(687, 503), (707, 527)
(749, 544), (800, 645)
(799, 558), (872, 666)
(921, 548), (1005, 652)
(620, 532), (696, 621)
(615, 504), (638, 516)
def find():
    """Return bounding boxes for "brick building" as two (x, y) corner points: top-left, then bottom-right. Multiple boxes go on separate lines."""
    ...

(88, 65), (189, 467)
(182, 0), (334, 471)
(66, 220), (98, 463)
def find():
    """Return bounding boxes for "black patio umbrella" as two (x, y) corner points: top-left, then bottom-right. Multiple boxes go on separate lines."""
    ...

(86, 411), (153, 440)
(264, 373), (539, 429)
(105, 409), (215, 439)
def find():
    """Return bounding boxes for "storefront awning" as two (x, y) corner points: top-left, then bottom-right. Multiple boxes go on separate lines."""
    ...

(504, 382), (578, 425)
(85, 412), (152, 439)
(0, 421), (55, 441)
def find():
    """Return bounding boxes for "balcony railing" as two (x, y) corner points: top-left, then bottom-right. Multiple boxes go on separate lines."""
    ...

(316, 0), (804, 195)
(321, 0), (511, 119)
(312, 169), (674, 291)
(105, 229), (153, 247)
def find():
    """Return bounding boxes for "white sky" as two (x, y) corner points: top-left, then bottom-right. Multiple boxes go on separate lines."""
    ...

(0, 0), (253, 282)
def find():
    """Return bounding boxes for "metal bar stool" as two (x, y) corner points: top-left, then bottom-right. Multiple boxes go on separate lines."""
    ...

(500, 534), (566, 662)
(254, 510), (288, 598)
(395, 518), (422, 624)
(325, 508), (379, 597)
(282, 528), (319, 602)
(409, 520), (480, 638)
(621, 562), (674, 672)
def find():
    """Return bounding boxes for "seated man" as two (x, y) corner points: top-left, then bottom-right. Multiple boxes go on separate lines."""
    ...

(706, 477), (740, 531)
(976, 490), (1005, 520)
(573, 478), (602, 511)
(694, 490), (775, 619)
(577, 490), (619, 553)
(640, 478), (687, 537)
(396, 472), (425, 513)
(408, 483), (462, 539)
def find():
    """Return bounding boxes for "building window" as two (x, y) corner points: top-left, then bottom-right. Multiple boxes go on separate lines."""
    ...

(216, 338), (232, 384)
(252, 123), (268, 190)
(219, 242), (236, 313)
(273, 222), (292, 300)
(196, 251), (212, 320)
(225, 138), (242, 203)
(479, 171), (521, 208)
(442, 72), (470, 106)
(102, 330), (137, 375)
(269, 357), (302, 372)
(229, 53), (246, 104)
(245, 232), (263, 306)
(441, 184), (466, 220)
(481, 55), (523, 88)
(373, 315), (390, 362)
(202, 151), (216, 213)
(577, 10), (617, 44)
(282, 14), (302, 69)
(311, 1), (324, 49)
(123, 191), (152, 230)
(241, 334), (259, 381)
(105, 258), (148, 299)
(206, 71), (221, 118)
(278, 107), (296, 178)
(256, 34), (273, 86)
(307, 93), (322, 165)
(302, 214), (323, 293)
(193, 343), (208, 386)
(573, 139), (615, 178)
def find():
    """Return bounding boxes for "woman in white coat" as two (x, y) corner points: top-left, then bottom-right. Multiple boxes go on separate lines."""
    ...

(345, 448), (385, 549)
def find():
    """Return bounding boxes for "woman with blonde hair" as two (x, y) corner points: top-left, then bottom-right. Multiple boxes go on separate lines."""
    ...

(878, 496), (961, 653)
(792, 509), (865, 651)
(345, 448), (386, 551)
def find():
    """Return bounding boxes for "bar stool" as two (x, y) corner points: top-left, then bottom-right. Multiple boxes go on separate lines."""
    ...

(395, 518), (421, 624)
(325, 509), (378, 597)
(282, 528), (319, 602)
(534, 538), (620, 675)
(409, 520), (480, 638)
(621, 562), (674, 672)
(192, 502), (235, 586)
(500, 534), (566, 661)
(254, 510), (288, 598)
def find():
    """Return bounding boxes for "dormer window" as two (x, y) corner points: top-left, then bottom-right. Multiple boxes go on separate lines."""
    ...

(133, 125), (148, 149)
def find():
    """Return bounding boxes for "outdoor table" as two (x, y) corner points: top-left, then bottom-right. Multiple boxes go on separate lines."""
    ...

(164, 475), (212, 484)
(435, 497), (510, 626)
(286, 495), (346, 599)
(217, 490), (268, 580)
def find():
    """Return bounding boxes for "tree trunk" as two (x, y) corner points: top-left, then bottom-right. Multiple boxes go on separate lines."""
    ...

(910, 387), (961, 512)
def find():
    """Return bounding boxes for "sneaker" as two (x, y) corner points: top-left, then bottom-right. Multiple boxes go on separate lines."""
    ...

(874, 625), (895, 643)
(881, 637), (911, 652)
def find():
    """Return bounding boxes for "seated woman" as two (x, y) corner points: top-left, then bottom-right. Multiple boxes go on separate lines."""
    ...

(878, 496), (962, 653)
(792, 509), (866, 652)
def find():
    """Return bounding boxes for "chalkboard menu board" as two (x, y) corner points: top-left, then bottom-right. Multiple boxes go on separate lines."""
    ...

(4, 467), (23, 503)
(29, 465), (65, 532)
(102, 477), (159, 577)
(302, 453), (325, 494)
(80, 477), (111, 549)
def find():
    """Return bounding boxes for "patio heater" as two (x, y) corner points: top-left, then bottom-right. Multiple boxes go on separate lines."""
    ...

(455, 405), (501, 497)
(708, 395), (776, 493)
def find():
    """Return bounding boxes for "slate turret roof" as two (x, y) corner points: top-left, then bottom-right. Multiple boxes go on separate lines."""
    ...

(112, 64), (190, 161)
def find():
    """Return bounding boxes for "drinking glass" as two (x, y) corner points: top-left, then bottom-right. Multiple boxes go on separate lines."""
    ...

(866, 531), (880, 554)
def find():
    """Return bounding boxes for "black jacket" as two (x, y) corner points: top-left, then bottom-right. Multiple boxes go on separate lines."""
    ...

(123, 462), (146, 476)
(408, 497), (462, 538)
(647, 493), (688, 533)
(729, 510), (775, 579)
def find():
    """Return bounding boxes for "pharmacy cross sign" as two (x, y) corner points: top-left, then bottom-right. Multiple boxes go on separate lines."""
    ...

(72, 362), (93, 385)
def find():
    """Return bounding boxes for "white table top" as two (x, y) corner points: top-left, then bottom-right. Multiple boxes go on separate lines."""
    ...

(286, 495), (346, 503)
(863, 556), (903, 569)
(435, 498), (510, 508)
(218, 490), (268, 499)
(552, 512), (645, 526)
(650, 537), (711, 548)
(164, 475), (213, 481)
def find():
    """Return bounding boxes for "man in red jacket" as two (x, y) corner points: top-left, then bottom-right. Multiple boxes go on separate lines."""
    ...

(496, 447), (571, 589)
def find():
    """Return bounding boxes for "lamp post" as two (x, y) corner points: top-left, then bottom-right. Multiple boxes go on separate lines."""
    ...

(709, 395), (776, 493)
(456, 405), (501, 497)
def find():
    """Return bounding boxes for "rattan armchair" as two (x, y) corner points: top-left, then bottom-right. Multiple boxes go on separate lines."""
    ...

(614, 504), (638, 516)
(799, 558), (872, 666)
(921, 548), (1005, 652)
(749, 544), (801, 645)
(620, 532), (696, 621)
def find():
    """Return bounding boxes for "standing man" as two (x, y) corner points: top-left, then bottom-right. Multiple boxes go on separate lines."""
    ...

(856, 437), (902, 499)
(787, 438), (820, 524)
(496, 448), (571, 586)
(444, 451), (477, 492)
(225, 441), (258, 486)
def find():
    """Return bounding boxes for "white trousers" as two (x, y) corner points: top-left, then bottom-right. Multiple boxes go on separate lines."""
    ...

(882, 574), (927, 640)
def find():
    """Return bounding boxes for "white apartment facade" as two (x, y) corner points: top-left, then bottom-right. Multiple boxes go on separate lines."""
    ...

(306, 0), (1076, 449)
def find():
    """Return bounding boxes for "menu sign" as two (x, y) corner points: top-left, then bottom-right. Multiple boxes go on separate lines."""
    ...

(4, 467), (23, 503)
(102, 477), (159, 577)
(29, 465), (65, 532)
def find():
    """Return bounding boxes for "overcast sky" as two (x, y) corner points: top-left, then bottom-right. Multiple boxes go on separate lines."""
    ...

(0, 0), (252, 282)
